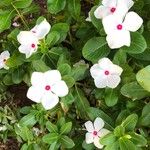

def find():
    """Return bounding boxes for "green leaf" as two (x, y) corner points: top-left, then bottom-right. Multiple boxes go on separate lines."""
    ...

(46, 121), (58, 133)
(67, 0), (81, 20)
(0, 10), (15, 33)
(47, 0), (66, 14)
(136, 65), (150, 92)
(51, 23), (69, 43)
(129, 132), (147, 147)
(3, 74), (13, 85)
(58, 63), (71, 76)
(60, 135), (75, 149)
(19, 113), (37, 127)
(32, 60), (50, 72)
(82, 37), (110, 63)
(104, 141), (119, 150)
(119, 137), (137, 150)
(122, 32), (147, 54)
(42, 133), (59, 144)
(121, 114), (138, 132)
(63, 75), (75, 88)
(114, 126), (125, 137)
(71, 61), (89, 81)
(13, 0), (32, 8)
(121, 82), (150, 100)
(49, 142), (60, 150)
(46, 31), (60, 47)
(60, 122), (72, 135)
(100, 133), (117, 145)
(73, 86), (90, 119)
(139, 103), (150, 127)
(104, 88), (118, 107)
(90, 6), (103, 31)
(82, 140), (95, 150)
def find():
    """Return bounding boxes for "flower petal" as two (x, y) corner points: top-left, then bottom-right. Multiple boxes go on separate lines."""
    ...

(31, 72), (45, 86)
(90, 64), (103, 79)
(102, 0), (117, 7)
(85, 132), (94, 144)
(31, 19), (51, 39)
(44, 70), (61, 85)
(98, 58), (113, 70)
(1, 51), (10, 58)
(94, 6), (111, 19)
(106, 75), (121, 88)
(27, 86), (43, 103)
(51, 81), (68, 97)
(123, 0), (134, 10)
(85, 121), (94, 132)
(98, 128), (110, 137)
(94, 76), (107, 88)
(17, 31), (38, 45)
(94, 118), (105, 131)
(94, 136), (104, 149)
(123, 12), (143, 32)
(106, 30), (130, 49)
(110, 64), (123, 76)
(41, 92), (59, 110)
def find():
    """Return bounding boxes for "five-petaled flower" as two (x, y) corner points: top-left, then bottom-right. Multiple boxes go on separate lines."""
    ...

(17, 19), (51, 58)
(0, 51), (10, 70)
(27, 70), (69, 110)
(90, 58), (123, 88)
(102, 11), (143, 49)
(85, 117), (110, 149)
(94, 0), (134, 19)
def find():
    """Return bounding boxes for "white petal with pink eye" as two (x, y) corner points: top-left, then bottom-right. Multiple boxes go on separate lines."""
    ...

(106, 30), (130, 49)
(17, 31), (38, 45)
(85, 121), (94, 132)
(85, 133), (94, 144)
(31, 19), (51, 40)
(94, 6), (111, 19)
(98, 128), (110, 137)
(94, 76), (107, 88)
(27, 86), (43, 103)
(31, 72), (45, 86)
(106, 75), (121, 88)
(109, 64), (123, 76)
(44, 70), (61, 85)
(90, 64), (103, 78)
(94, 117), (105, 131)
(98, 58), (113, 70)
(102, 0), (117, 8)
(123, 12), (143, 32)
(41, 92), (59, 110)
(94, 136), (104, 149)
(51, 81), (68, 97)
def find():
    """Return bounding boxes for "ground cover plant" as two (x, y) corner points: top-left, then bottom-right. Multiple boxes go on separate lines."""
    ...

(0, 0), (150, 149)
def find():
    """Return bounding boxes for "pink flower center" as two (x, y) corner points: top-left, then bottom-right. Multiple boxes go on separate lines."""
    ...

(93, 131), (98, 136)
(104, 70), (110, 75)
(31, 43), (35, 48)
(45, 85), (51, 91)
(117, 24), (123, 30)
(110, 7), (116, 13)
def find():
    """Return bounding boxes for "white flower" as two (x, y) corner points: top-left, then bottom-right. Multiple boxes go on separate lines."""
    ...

(0, 51), (10, 70)
(94, 0), (134, 19)
(85, 117), (110, 149)
(90, 58), (123, 88)
(102, 12), (143, 49)
(17, 31), (39, 58)
(0, 125), (7, 131)
(27, 70), (69, 110)
(86, 12), (91, 22)
(31, 19), (51, 40)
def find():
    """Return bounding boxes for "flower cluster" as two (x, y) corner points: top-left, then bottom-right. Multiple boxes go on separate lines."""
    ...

(84, 117), (110, 149)
(93, 0), (143, 49)
(17, 19), (51, 58)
